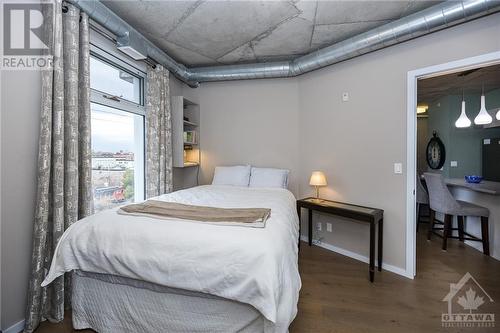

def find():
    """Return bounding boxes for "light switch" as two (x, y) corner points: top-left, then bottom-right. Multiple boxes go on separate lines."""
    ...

(394, 163), (403, 174)
(326, 223), (332, 232)
(342, 92), (349, 102)
(451, 161), (458, 167)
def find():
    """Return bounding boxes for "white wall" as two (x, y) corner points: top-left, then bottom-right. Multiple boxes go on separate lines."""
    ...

(187, 13), (500, 271)
(191, 78), (300, 195)
(1, 70), (42, 330)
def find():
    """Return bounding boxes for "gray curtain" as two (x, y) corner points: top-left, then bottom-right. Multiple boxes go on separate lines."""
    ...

(145, 65), (173, 198)
(24, 1), (93, 332)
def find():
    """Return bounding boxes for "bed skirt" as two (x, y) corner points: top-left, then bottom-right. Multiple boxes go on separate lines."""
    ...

(72, 270), (273, 333)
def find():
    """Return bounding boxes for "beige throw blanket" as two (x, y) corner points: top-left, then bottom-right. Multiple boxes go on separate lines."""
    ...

(118, 200), (271, 228)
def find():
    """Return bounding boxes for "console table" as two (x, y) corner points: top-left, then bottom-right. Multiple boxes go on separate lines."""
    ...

(296, 197), (384, 282)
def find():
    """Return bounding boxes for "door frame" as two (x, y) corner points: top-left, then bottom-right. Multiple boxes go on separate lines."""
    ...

(405, 51), (500, 279)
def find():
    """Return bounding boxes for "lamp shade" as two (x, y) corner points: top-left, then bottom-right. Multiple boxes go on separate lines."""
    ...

(309, 171), (327, 186)
(455, 100), (471, 128)
(474, 95), (492, 125)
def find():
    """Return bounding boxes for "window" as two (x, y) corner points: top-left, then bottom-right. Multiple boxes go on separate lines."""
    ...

(90, 46), (145, 212)
(90, 56), (141, 104)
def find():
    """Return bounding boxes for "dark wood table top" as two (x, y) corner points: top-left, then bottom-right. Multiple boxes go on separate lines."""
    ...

(297, 197), (384, 222)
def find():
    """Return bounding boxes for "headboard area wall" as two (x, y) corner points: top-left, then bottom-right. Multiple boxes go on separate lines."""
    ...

(188, 78), (300, 195)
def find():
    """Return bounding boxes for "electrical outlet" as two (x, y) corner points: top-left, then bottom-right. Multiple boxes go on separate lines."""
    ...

(326, 223), (332, 232)
(317, 222), (322, 231)
(450, 161), (458, 167)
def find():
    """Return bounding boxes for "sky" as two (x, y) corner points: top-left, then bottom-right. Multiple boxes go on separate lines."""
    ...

(91, 103), (139, 153)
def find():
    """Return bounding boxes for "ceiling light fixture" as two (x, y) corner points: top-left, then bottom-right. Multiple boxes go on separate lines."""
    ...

(474, 85), (492, 125)
(455, 90), (471, 128)
(417, 103), (429, 114)
(496, 109), (500, 121)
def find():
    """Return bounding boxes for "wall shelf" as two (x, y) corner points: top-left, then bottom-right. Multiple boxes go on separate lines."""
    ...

(183, 120), (198, 127)
(172, 96), (200, 168)
(182, 161), (199, 167)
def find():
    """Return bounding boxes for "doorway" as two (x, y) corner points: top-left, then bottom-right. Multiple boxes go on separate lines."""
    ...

(406, 51), (500, 278)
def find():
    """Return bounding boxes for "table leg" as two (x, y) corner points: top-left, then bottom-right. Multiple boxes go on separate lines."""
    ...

(296, 203), (301, 249)
(457, 216), (464, 242)
(378, 218), (383, 272)
(369, 220), (375, 282)
(308, 209), (313, 246)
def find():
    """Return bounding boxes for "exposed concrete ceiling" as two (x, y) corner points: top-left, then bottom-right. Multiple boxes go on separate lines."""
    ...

(418, 64), (500, 104)
(102, 0), (441, 67)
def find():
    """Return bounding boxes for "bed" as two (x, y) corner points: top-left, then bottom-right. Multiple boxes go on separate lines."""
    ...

(42, 185), (301, 333)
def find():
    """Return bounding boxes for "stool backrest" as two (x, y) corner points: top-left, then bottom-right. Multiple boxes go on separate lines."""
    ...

(416, 175), (428, 204)
(423, 172), (460, 214)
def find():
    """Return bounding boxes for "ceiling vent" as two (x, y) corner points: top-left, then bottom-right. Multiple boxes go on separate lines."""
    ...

(117, 32), (147, 60)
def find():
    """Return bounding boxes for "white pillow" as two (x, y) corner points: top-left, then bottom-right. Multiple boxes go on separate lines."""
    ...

(212, 165), (251, 186)
(249, 167), (289, 189)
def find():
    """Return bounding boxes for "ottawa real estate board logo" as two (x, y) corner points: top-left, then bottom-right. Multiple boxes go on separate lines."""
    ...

(1, 1), (54, 70)
(442, 272), (495, 328)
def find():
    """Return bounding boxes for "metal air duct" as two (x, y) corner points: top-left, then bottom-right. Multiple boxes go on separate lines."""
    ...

(69, 0), (197, 86)
(69, 0), (500, 86)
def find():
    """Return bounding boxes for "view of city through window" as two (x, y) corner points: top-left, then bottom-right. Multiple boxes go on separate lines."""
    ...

(91, 103), (144, 212)
(89, 51), (145, 211)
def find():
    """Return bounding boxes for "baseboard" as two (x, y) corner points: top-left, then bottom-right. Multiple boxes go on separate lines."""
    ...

(3, 319), (24, 333)
(300, 235), (411, 278)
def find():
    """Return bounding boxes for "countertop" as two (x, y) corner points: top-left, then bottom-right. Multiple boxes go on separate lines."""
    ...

(445, 178), (500, 195)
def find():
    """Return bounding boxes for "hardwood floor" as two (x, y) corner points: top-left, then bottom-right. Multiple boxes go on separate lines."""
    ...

(36, 226), (500, 333)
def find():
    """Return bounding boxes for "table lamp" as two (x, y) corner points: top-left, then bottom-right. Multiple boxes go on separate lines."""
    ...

(309, 171), (327, 198)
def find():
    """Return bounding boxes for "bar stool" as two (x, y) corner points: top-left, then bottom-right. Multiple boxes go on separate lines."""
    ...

(416, 175), (429, 232)
(423, 172), (490, 255)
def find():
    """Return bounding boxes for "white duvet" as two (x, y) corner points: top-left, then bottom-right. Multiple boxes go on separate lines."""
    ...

(42, 185), (301, 332)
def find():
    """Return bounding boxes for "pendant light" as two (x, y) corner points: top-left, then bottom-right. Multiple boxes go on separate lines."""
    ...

(474, 85), (492, 125)
(417, 103), (428, 114)
(455, 90), (471, 128)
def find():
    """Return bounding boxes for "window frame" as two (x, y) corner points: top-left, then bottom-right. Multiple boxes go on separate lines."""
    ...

(89, 28), (147, 205)
(90, 45), (146, 115)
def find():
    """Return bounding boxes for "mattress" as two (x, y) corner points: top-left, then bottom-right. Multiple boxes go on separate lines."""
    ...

(44, 185), (301, 332)
(72, 270), (269, 333)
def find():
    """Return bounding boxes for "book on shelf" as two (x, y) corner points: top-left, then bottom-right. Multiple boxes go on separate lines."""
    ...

(183, 130), (197, 144)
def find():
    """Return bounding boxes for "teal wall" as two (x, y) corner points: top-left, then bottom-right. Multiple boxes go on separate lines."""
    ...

(421, 88), (500, 178)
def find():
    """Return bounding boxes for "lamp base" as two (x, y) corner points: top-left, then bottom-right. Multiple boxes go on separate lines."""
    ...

(315, 186), (320, 199)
